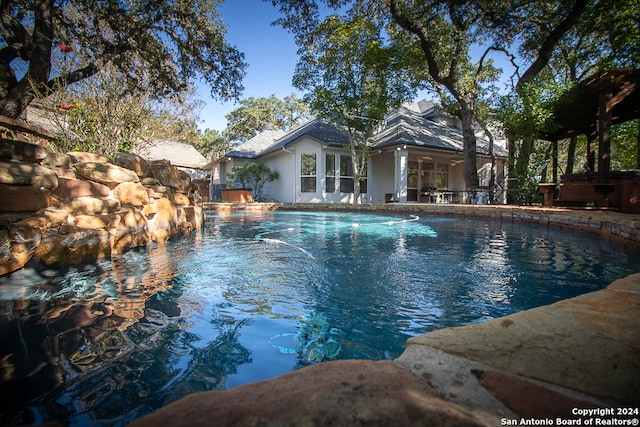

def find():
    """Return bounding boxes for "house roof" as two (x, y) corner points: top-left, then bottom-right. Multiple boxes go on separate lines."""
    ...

(218, 101), (507, 161)
(226, 130), (287, 159)
(373, 105), (508, 157)
(262, 120), (350, 155)
(225, 120), (350, 160)
(138, 139), (208, 169)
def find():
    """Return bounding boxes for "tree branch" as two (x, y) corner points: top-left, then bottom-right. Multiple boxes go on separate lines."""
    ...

(477, 45), (521, 86)
(516, 0), (589, 91)
(388, 0), (445, 86)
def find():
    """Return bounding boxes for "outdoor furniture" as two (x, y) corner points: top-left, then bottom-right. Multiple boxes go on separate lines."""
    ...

(419, 190), (454, 203)
(538, 183), (558, 207)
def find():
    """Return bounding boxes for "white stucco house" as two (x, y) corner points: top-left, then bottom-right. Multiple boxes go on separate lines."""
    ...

(209, 101), (508, 204)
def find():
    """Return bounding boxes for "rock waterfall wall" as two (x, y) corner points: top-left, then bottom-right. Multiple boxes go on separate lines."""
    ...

(0, 138), (205, 276)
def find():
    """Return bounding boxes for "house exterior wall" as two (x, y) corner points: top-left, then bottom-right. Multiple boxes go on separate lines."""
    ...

(211, 160), (230, 185)
(211, 139), (507, 204)
(365, 149), (507, 204)
(259, 138), (371, 203)
(369, 151), (395, 203)
(262, 150), (295, 202)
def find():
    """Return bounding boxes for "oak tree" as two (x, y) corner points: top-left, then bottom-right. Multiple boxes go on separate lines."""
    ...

(293, 15), (415, 203)
(223, 94), (312, 143)
(0, 0), (247, 119)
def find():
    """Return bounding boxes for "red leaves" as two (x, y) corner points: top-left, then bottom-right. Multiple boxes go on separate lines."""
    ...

(59, 43), (74, 53)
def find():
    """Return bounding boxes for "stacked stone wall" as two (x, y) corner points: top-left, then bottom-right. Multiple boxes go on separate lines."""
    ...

(0, 138), (205, 276)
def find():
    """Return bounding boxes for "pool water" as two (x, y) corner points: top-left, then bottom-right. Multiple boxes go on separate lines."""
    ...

(1, 210), (639, 426)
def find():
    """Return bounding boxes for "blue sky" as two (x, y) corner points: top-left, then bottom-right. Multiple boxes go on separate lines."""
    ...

(196, 0), (302, 131)
(197, 0), (516, 132)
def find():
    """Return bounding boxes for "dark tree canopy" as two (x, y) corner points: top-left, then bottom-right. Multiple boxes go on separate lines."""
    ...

(0, 0), (247, 118)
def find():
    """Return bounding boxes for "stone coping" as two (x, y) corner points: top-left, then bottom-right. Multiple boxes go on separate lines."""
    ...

(204, 202), (640, 249)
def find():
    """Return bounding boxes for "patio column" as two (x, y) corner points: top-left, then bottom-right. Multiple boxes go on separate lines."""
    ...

(598, 86), (613, 183)
(587, 127), (597, 172)
(394, 147), (408, 203)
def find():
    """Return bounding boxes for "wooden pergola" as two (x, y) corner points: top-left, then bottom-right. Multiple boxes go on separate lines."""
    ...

(540, 68), (640, 211)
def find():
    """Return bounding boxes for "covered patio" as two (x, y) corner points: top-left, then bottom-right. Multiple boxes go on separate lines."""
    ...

(370, 103), (508, 205)
(541, 68), (640, 212)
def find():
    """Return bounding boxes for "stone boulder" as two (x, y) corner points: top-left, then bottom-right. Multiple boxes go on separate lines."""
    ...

(177, 221), (193, 237)
(0, 186), (51, 212)
(189, 190), (203, 207)
(0, 138), (48, 163)
(67, 151), (109, 164)
(74, 162), (140, 187)
(147, 197), (178, 243)
(111, 208), (150, 254)
(112, 152), (149, 178)
(61, 196), (121, 216)
(179, 206), (204, 231)
(114, 182), (149, 207)
(42, 151), (72, 169)
(0, 217), (47, 275)
(0, 160), (59, 189)
(177, 170), (191, 193)
(0, 230), (11, 269)
(52, 176), (110, 200)
(128, 360), (484, 427)
(172, 193), (191, 206)
(40, 208), (72, 228)
(35, 225), (111, 265)
(72, 213), (120, 230)
(148, 160), (182, 189)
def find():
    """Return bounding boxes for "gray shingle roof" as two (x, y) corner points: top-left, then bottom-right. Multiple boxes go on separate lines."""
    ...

(226, 130), (286, 159)
(222, 102), (507, 160)
(373, 106), (508, 157)
(262, 120), (350, 155)
(226, 120), (350, 160)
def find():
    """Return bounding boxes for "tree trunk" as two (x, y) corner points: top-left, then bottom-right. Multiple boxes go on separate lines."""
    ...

(0, 81), (38, 119)
(460, 104), (479, 191)
(515, 137), (535, 182)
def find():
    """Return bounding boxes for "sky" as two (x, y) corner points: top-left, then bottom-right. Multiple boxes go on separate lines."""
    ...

(197, 0), (516, 132)
(196, 0), (302, 131)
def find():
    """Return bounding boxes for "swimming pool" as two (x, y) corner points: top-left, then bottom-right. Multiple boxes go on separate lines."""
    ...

(1, 210), (639, 426)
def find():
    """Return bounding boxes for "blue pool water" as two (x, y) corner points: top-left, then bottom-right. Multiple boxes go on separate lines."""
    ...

(1, 210), (639, 426)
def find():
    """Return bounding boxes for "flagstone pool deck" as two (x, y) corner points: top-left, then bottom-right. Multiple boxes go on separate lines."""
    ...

(129, 204), (640, 427)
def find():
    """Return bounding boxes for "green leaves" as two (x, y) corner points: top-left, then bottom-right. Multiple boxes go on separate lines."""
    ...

(0, 0), (248, 118)
(222, 94), (312, 144)
(226, 161), (279, 201)
(294, 15), (413, 135)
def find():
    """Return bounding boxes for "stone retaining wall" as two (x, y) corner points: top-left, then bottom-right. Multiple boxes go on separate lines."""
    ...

(1, 139), (205, 276)
(204, 202), (640, 248)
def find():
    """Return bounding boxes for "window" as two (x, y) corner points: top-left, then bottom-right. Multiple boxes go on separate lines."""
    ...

(436, 163), (449, 189)
(338, 155), (367, 194)
(301, 153), (316, 192)
(339, 155), (354, 193)
(325, 154), (336, 193)
(422, 163), (434, 190)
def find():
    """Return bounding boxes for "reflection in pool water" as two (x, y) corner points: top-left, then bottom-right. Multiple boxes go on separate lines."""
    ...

(1, 210), (639, 426)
